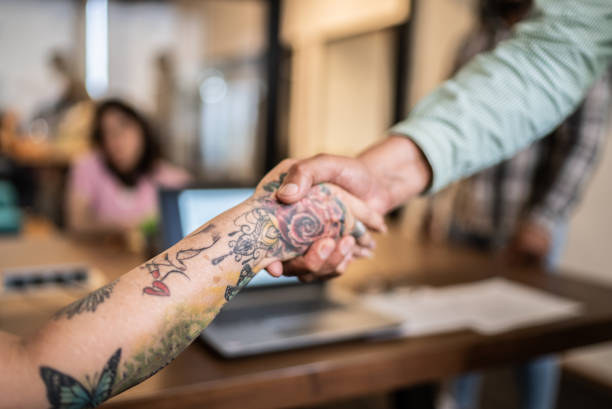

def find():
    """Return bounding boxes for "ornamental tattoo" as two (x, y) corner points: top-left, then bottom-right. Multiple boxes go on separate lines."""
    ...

(142, 225), (221, 296)
(40, 348), (121, 409)
(214, 174), (347, 300)
(212, 207), (281, 300)
(54, 279), (119, 320)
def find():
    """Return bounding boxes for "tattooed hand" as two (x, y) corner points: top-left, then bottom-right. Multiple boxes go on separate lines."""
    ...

(254, 160), (386, 283)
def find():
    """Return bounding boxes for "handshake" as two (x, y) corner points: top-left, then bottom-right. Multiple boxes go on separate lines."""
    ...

(257, 135), (432, 281)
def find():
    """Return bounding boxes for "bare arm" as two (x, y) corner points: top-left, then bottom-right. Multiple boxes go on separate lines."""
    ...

(0, 167), (378, 409)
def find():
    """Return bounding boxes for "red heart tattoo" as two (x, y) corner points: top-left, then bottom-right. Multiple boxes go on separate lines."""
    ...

(143, 280), (170, 296)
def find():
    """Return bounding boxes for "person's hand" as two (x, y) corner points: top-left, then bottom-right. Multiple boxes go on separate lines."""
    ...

(267, 136), (432, 280)
(505, 220), (552, 268)
(255, 160), (386, 282)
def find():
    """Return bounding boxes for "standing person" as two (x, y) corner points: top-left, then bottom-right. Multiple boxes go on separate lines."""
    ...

(33, 51), (90, 136)
(66, 99), (191, 236)
(427, 1), (611, 409)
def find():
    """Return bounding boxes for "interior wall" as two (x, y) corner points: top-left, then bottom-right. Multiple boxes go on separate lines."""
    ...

(282, 0), (409, 159)
(0, 0), (79, 121)
(196, 0), (265, 61)
(408, 0), (477, 106)
(107, 1), (182, 112)
(560, 119), (612, 282)
(320, 30), (395, 157)
(107, 0), (265, 114)
(282, 0), (410, 45)
(103, 0), (266, 176)
(562, 117), (612, 382)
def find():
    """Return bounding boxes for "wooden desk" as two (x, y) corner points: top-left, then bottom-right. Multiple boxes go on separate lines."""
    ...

(2, 235), (612, 409)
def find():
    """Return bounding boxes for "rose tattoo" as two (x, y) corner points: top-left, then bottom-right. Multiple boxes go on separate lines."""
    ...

(215, 175), (348, 301)
(264, 185), (345, 254)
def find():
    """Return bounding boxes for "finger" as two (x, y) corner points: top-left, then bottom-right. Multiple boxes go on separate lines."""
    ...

(315, 235), (355, 277)
(335, 253), (353, 274)
(298, 273), (317, 283)
(281, 238), (336, 276)
(319, 272), (341, 282)
(265, 261), (284, 277)
(276, 154), (372, 204)
(357, 232), (376, 249)
(340, 191), (387, 233)
(280, 257), (309, 277)
(353, 246), (374, 259)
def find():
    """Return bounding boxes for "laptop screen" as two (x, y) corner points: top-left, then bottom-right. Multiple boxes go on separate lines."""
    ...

(177, 188), (298, 288)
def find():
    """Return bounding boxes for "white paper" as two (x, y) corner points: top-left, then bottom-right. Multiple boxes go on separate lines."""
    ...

(360, 278), (582, 337)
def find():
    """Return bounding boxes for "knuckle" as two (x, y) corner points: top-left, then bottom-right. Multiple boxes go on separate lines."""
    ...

(313, 153), (330, 161)
(314, 270), (332, 278)
(315, 263), (335, 275)
(334, 267), (346, 274)
(279, 158), (297, 168)
(304, 257), (322, 272)
(292, 161), (310, 175)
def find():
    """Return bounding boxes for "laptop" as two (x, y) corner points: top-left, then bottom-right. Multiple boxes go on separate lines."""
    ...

(160, 186), (401, 357)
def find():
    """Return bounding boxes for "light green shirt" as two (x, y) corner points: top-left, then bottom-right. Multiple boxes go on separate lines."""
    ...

(390, 0), (612, 192)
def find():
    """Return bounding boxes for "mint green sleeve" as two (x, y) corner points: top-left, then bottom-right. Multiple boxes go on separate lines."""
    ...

(390, 0), (612, 192)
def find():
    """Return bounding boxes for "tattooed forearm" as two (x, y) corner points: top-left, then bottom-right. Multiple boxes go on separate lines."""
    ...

(142, 226), (221, 296)
(34, 174), (350, 409)
(54, 279), (119, 320)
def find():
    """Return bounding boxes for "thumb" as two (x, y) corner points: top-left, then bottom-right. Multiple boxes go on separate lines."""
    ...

(276, 154), (371, 204)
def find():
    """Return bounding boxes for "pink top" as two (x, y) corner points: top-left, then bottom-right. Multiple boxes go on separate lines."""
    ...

(68, 152), (190, 226)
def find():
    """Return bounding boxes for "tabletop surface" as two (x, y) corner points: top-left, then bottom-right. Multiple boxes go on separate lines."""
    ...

(2, 234), (612, 409)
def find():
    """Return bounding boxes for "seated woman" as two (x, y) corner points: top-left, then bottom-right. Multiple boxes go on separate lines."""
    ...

(66, 99), (190, 235)
(0, 162), (384, 408)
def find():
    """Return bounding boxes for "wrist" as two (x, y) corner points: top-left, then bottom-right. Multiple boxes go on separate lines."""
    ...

(359, 136), (433, 212)
(388, 135), (432, 194)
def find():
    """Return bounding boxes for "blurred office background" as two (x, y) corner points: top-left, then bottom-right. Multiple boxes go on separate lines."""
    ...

(1, 0), (612, 407)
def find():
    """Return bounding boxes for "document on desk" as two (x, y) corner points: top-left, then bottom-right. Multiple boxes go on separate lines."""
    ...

(360, 278), (582, 336)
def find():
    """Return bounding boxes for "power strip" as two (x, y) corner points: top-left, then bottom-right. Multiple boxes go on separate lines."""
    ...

(1, 265), (91, 294)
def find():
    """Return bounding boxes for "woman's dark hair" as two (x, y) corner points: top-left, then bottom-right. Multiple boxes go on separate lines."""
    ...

(91, 99), (161, 187)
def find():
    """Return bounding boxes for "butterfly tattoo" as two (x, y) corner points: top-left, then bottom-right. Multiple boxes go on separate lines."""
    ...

(39, 348), (121, 409)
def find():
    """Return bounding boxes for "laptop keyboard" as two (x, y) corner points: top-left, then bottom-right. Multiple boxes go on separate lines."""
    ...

(213, 298), (343, 325)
